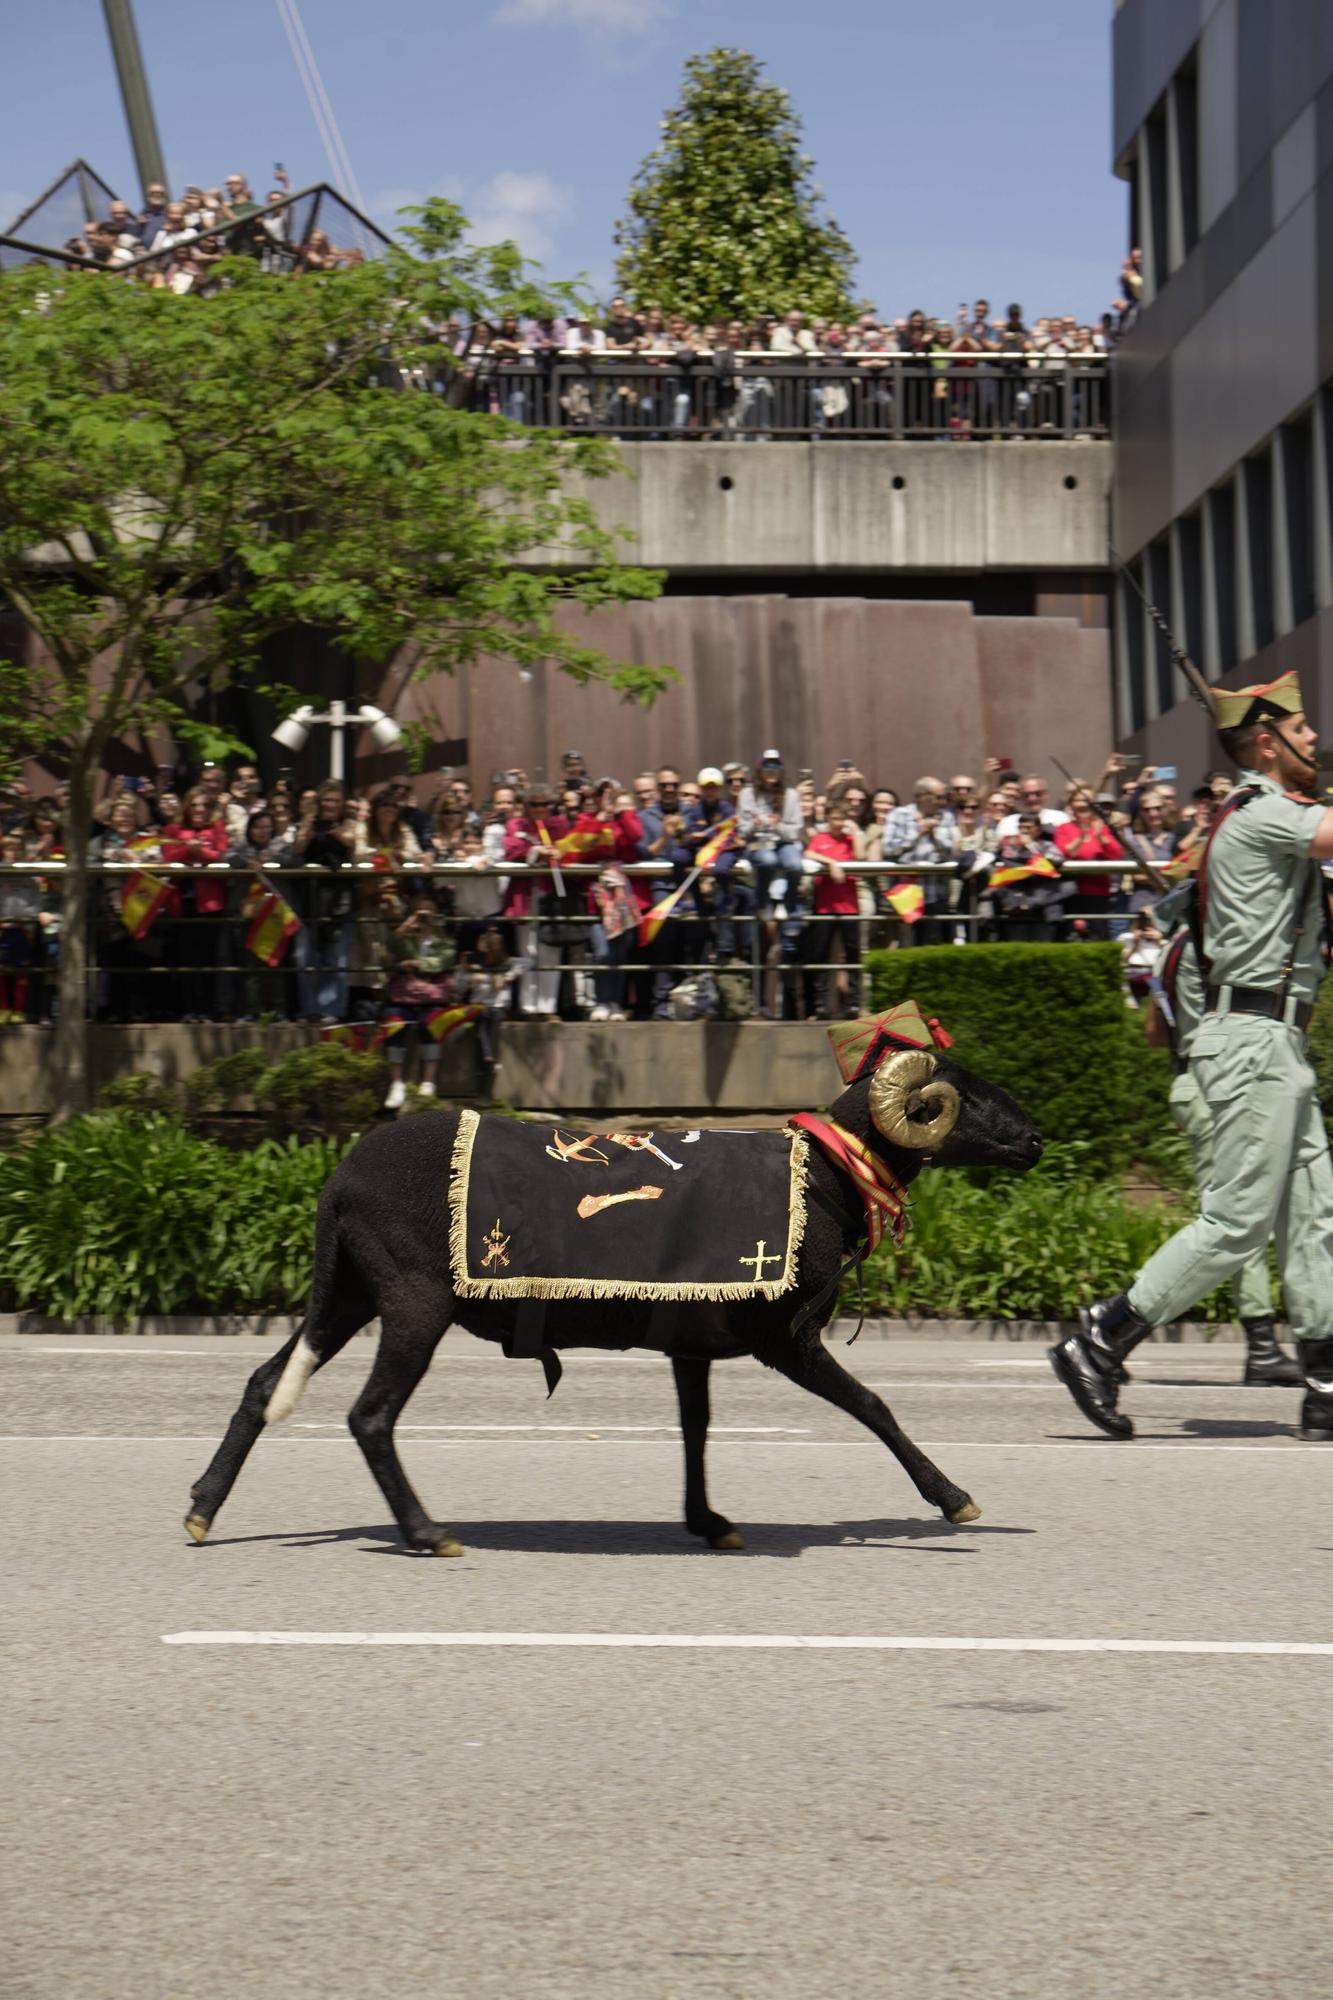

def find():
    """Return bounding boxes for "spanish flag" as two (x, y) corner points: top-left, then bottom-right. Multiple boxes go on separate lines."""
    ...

(318, 1020), (408, 1051)
(120, 870), (171, 941)
(693, 816), (737, 869)
(423, 1002), (484, 1044)
(637, 876), (692, 949)
(556, 818), (616, 861)
(243, 891), (302, 967)
(885, 880), (924, 925)
(988, 854), (1060, 891)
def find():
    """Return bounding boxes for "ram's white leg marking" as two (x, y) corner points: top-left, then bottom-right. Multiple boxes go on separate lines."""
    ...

(265, 1336), (319, 1424)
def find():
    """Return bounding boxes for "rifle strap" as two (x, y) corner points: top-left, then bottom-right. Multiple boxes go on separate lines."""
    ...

(1190, 785), (1260, 982)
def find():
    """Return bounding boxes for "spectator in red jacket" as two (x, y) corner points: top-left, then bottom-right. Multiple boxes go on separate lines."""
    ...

(1054, 788), (1126, 935)
(160, 787), (231, 1017)
(802, 794), (862, 1017)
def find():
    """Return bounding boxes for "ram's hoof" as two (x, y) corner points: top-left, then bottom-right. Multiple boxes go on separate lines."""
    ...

(433, 1537), (465, 1558)
(183, 1512), (211, 1544)
(710, 1529), (746, 1550)
(946, 1500), (981, 1525)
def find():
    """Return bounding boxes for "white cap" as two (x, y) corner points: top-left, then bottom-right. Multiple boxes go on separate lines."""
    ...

(697, 766), (724, 786)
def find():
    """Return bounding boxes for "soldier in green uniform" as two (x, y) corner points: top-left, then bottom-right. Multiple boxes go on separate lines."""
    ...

(1148, 925), (1300, 1383)
(1050, 671), (1333, 1439)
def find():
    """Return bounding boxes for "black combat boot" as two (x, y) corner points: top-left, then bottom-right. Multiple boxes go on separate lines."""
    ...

(1298, 1339), (1333, 1441)
(1048, 1292), (1154, 1440)
(1241, 1317), (1303, 1387)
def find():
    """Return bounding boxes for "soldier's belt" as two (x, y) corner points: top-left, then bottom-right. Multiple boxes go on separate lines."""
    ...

(1204, 985), (1314, 1032)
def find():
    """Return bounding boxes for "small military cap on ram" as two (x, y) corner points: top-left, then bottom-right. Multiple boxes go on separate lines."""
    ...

(828, 1002), (953, 1084)
(1209, 669), (1305, 732)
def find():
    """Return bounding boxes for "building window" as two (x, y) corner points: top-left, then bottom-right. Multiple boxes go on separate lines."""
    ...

(1145, 97), (1170, 295)
(1147, 535), (1174, 715)
(1174, 59), (1200, 261)
(1245, 448), (1275, 651)
(1209, 480), (1238, 676)
(1122, 567), (1147, 734)
(1178, 509), (1204, 669)
(1282, 412), (1316, 629)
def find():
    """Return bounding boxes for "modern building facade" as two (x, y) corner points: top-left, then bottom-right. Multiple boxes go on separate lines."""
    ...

(1112, 0), (1333, 767)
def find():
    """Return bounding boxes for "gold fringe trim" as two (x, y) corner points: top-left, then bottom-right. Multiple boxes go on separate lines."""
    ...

(447, 1107), (481, 1294)
(448, 1113), (811, 1303)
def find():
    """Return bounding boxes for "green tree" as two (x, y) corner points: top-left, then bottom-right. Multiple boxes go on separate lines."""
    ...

(615, 47), (860, 325)
(0, 201), (665, 1113)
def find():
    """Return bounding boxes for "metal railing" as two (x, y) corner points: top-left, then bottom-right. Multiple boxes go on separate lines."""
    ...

(426, 355), (1111, 440)
(0, 855), (1166, 1026)
(0, 179), (391, 275)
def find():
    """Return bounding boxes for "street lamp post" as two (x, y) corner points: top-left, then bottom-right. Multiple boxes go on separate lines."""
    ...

(271, 701), (403, 779)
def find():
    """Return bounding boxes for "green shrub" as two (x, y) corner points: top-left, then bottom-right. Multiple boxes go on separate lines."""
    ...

(858, 1143), (1247, 1323)
(182, 1047), (269, 1116)
(0, 1113), (351, 1318)
(866, 941), (1172, 1165)
(252, 1044), (386, 1135)
(96, 1073), (179, 1118)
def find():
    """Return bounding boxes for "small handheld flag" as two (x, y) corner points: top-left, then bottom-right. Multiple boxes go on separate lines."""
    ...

(885, 880), (924, 925)
(692, 816), (737, 870)
(423, 1002), (485, 1044)
(988, 855), (1060, 891)
(555, 820), (616, 861)
(243, 890), (302, 967)
(119, 870), (171, 941)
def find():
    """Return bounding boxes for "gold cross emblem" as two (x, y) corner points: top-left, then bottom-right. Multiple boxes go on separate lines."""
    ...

(481, 1218), (511, 1269)
(738, 1239), (782, 1282)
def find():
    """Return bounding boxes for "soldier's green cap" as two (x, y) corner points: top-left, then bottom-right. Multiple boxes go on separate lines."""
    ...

(1210, 670), (1305, 731)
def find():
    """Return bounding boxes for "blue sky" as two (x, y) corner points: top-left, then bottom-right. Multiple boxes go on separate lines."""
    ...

(3, 0), (1126, 320)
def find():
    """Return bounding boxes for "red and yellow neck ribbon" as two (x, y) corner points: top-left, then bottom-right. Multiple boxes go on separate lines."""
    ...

(790, 1112), (911, 1252)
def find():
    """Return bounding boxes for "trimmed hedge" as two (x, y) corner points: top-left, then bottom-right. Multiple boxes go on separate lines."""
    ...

(866, 941), (1173, 1167)
(858, 1141), (1245, 1323)
(0, 1114), (350, 1318)
(0, 1112), (1248, 1324)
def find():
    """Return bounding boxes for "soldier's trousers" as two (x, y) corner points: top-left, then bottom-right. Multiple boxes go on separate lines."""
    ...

(1168, 1068), (1273, 1322)
(1130, 1017), (1333, 1339)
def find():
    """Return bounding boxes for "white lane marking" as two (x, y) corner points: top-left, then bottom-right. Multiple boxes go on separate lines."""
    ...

(293, 1422), (809, 1434)
(0, 1348), (269, 1359)
(162, 1631), (1333, 1656)
(0, 1437), (1325, 1453)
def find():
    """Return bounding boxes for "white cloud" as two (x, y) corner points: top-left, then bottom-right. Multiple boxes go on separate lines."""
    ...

(364, 171), (571, 263)
(496, 0), (671, 33)
(467, 171), (571, 262)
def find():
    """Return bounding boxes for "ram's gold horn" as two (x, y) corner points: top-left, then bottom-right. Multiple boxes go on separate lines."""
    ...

(869, 1049), (961, 1150)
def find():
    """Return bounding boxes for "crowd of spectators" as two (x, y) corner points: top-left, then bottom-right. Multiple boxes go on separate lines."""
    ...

(0, 746), (1229, 1080)
(436, 292), (1125, 438)
(45, 177), (1132, 435)
(56, 169), (363, 292)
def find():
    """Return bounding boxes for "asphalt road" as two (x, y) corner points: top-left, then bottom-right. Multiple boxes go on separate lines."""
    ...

(3, 1332), (1329, 2000)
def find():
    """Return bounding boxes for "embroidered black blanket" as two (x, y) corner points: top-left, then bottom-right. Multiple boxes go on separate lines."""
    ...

(448, 1109), (809, 1301)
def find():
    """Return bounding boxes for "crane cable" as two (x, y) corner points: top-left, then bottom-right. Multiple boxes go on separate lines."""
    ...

(274, 0), (371, 227)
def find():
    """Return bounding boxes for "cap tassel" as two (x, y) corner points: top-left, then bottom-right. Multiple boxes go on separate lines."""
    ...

(927, 1016), (953, 1050)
